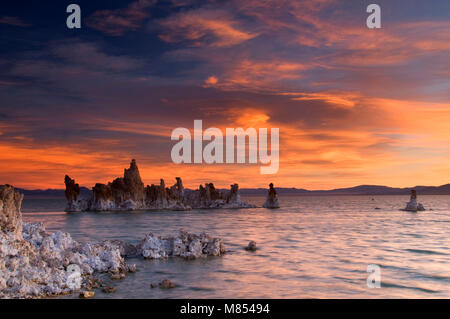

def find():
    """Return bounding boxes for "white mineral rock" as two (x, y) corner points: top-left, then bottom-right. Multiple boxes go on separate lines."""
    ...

(138, 231), (226, 260)
(0, 185), (134, 299)
(1, 184), (227, 299)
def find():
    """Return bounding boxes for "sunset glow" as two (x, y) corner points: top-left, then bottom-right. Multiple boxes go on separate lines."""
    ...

(0, 0), (449, 190)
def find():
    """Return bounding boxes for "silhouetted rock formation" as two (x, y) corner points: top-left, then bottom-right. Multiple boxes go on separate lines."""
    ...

(404, 189), (425, 212)
(64, 176), (80, 202)
(263, 183), (280, 208)
(184, 182), (255, 209)
(245, 241), (257, 251)
(65, 159), (255, 212)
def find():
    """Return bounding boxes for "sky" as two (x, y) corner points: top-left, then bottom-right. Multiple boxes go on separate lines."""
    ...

(0, 0), (449, 190)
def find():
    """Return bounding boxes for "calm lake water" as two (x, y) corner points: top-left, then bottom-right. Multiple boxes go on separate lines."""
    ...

(21, 195), (450, 298)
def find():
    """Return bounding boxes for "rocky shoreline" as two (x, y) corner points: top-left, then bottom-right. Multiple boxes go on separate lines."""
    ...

(0, 184), (226, 299)
(263, 183), (280, 209)
(1, 159), (280, 298)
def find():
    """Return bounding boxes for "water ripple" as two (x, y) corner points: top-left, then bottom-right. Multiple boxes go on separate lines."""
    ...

(22, 194), (450, 298)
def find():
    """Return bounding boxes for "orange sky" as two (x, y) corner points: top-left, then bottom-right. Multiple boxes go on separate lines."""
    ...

(1, 0), (449, 190)
(2, 96), (450, 190)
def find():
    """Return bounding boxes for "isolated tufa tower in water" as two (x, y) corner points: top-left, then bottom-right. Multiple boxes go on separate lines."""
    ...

(263, 183), (280, 209)
(404, 189), (425, 212)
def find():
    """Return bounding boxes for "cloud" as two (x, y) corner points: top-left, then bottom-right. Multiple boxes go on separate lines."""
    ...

(155, 1), (444, 100)
(0, 16), (31, 27)
(207, 58), (310, 92)
(156, 8), (258, 47)
(282, 91), (361, 109)
(204, 75), (218, 86)
(87, 0), (155, 36)
(1, 1), (450, 189)
(51, 41), (142, 71)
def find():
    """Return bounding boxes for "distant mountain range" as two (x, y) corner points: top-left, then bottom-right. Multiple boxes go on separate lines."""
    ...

(17, 187), (92, 199)
(16, 184), (450, 198)
(240, 184), (450, 195)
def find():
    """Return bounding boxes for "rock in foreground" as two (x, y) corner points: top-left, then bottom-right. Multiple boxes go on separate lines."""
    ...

(151, 279), (176, 289)
(1, 219), (135, 299)
(138, 231), (226, 259)
(65, 159), (255, 212)
(1, 185), (131, 298)
(1, 185), (227, 298)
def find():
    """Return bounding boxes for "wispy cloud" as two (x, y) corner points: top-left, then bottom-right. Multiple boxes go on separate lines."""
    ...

(281, 91), (361, 109)
(0, 16), (31, 27)
(87, 0), (155, 36)
(1, 1), (450, 189)
(51, 41), (142, 71)
(156, 8), (258, 47)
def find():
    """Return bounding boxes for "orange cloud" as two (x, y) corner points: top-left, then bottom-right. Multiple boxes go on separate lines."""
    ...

(2, 1), (449, 191)
(87, 0), (154, 36)
(213, 59), (309, 91)
(282, 91), (361, 109)
(204, 75), (219, 86)
(157, 9), (258, 47)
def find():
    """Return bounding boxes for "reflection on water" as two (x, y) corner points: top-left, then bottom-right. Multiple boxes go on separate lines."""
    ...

(22, 195), (450, 298)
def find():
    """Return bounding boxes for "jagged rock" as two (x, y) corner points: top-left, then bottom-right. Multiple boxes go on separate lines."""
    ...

(102, 286), (116, 293)
(1, 221), (134, 298)
(151, 279), (176, 289)
(110, 273), (125, 280)
(65, 176), (90, 212)
(65, 159), (254, 212)
(123, 159), (145, 202)
(184, 183), (256, 209)
(64, 176), (80, 203)
(138, 231), (226, 260)
(1, 184), (227, 299)
(79, 290), (95, 298)
(101, 239), (138, 258)
(85, 277), (100, 289)
(127, 264), (137, 273)
(159, 279), (176, 289)
(0, 186), (135, 299)
(263, 183), (280, 209)
(0, 185), (23, 239)
(404, 190), (425, 212)
(245, 241), (257, 251)
(227, 184), (240, 203)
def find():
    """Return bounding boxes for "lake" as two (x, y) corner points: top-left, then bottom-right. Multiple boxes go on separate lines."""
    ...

(21, 195), (450, 298)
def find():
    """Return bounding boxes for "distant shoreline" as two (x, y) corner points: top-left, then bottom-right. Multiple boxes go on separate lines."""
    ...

(18, 183), (450, 199)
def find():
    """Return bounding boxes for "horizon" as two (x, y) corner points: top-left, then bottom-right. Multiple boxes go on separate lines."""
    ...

(1, 0), (450, 189)
(2, 1), (450, 303)
(15, 175), (450, 193)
